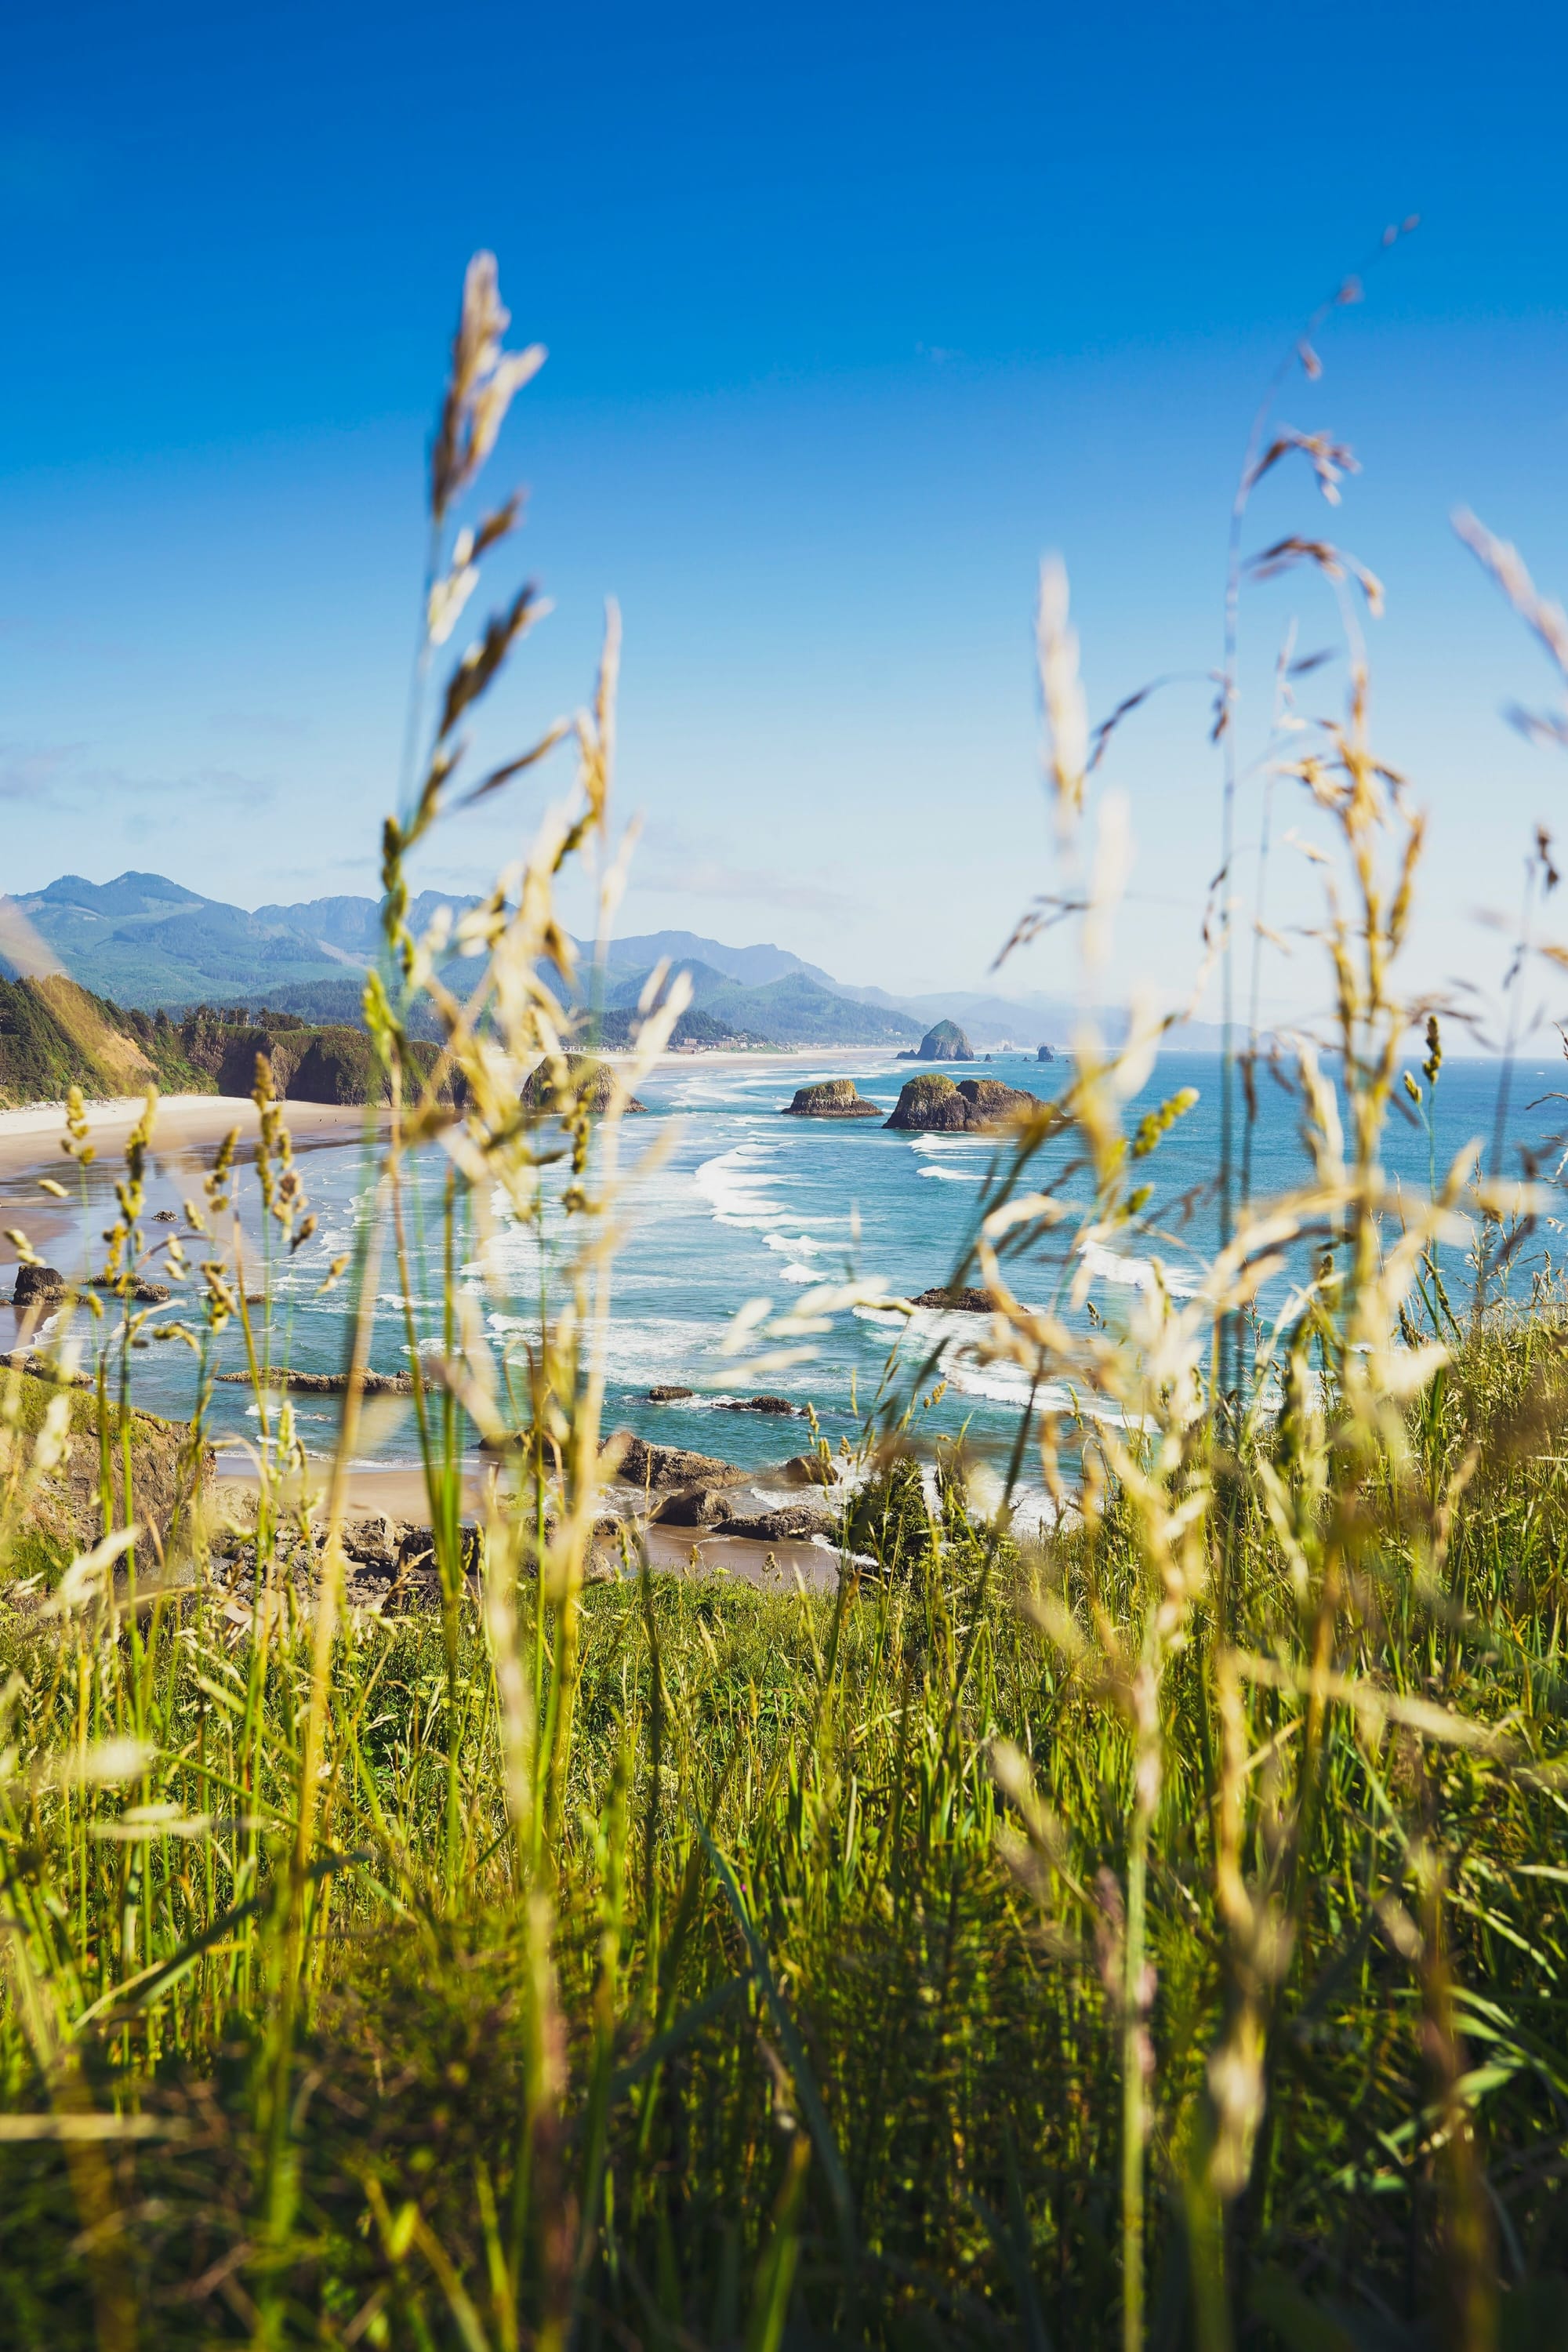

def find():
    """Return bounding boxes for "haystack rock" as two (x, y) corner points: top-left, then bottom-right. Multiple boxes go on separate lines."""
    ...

(1037, 1043), (1057, 1062)
(917, 1019), (974, 1061)
(884, 1075), (1044, 1132)
(521, 1055), (647, 1116)
(782, 1079), (880, 1118)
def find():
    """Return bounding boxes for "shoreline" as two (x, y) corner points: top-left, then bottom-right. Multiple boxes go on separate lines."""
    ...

(213, 1461), (841, 1592)
(0, 1094), (391, 1185)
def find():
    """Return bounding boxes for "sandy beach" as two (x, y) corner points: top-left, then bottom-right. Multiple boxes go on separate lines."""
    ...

(0, 1092), (390, 1185)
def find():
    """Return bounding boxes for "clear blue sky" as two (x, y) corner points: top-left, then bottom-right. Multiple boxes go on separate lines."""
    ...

(4, 0), (1568, 1030)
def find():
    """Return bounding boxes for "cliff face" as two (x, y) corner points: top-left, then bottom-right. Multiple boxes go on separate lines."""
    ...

(0, 976), (216, 1107)
(3, 1365), (208, 1578)
(187, 1022), (452, 1105)
(884, 1075), (1044, 1132)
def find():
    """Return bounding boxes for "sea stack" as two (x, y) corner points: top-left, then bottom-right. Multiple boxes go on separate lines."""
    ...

(885, 1075), (1044, 1132)
(521, 1054), (647, 1116)
(1037, 1043), (1056, 1062)
(916, 1019), (974, 1062)
(782, 1079), (881, 1118)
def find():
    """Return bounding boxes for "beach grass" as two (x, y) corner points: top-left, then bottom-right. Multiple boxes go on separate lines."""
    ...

(0, 246), (1566, 2350)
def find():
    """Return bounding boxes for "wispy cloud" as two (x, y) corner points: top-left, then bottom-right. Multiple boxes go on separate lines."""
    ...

(2, 739), (276, 815)
(634, 824), (856, 917)
(0, 742), (85, 801)
(207, 710), (312, 742)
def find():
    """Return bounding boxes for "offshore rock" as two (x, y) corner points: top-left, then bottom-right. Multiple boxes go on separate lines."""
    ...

(782, 1079), (881, 1118)
(718, 1394), (800, 1415)
(916, 1020), (974, 1062)
(648, 1384), (695, 1401)
(909, 1286), (999, 1312)
(12, 1263), (67, 1308)
(884, 1075), (1043, 1133)
(1037, 1043), (1057, 1062)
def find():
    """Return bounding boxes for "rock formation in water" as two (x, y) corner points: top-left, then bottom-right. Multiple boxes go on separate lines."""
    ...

(1037, 1042), (1056, 1062)
(916, 1020), (975, 1062)
(909, 1285), (1000, 1312)
(781, 1078), (881, 1118)
(521, 1054), (648, 1116)
(884, 1074), (1043, 1132)
(12, 1264), (67, 1308)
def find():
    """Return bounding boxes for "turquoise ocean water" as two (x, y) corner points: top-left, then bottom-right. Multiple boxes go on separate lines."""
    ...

(5, 1049), (1565, 1492)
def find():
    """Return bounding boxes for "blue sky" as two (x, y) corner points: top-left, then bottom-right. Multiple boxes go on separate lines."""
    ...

(4, 0), (1568, 1029)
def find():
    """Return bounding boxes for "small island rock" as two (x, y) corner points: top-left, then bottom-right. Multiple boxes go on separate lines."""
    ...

(12, 1264), (67, 1308)
(884, 1075), (1044, 1133)
(916, 1020), (974, 1062)
(782, 1079), (881, 1119)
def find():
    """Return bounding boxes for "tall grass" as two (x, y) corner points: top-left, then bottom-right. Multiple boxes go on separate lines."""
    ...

(0, 249), (1565, 2352)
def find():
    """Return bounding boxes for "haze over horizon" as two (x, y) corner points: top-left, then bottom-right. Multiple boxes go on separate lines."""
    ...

(5, 1), (1568, 1037)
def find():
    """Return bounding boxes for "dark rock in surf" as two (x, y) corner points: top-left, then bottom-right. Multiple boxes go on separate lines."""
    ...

(909, 1286), (999, 1312)
(648, 1385), (695, 1401)
(12, 1263), (67, 1308)
(607, 1434), (746, 1490)
(884, 1075), (1043, 1133)
(782, 1079), (881, 1119)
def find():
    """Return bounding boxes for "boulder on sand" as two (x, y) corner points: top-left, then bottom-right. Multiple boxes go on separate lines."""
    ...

(884, 1075), (1044, 1133)
(782, 1079), (880, 1119)
(605, 1435), (748, 1490)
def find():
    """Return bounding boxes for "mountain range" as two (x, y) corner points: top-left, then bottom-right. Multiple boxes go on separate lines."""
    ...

(0, 870), (1211, 1050)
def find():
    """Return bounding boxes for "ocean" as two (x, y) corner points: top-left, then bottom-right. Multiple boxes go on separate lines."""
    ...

(6, 1048), (1565, 1486)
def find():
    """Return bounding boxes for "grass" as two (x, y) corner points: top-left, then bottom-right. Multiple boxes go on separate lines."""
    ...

(0, 244), (1566, 2350)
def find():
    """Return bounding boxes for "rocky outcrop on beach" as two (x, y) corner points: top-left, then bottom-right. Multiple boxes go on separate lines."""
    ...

(522, 1054), (647, 1116)
(884, 1075), (1044, 1132)
(608, 1435), (750, 1490)
(599, 1432), (843, 1544)
(782, 1079), (881, 1118)
(210, 1491), (481, 1614)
